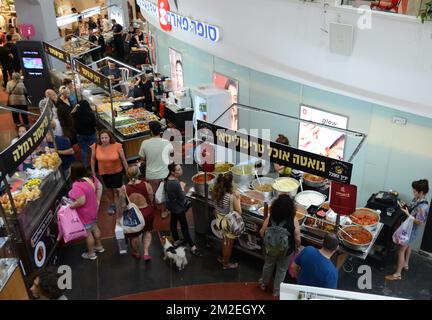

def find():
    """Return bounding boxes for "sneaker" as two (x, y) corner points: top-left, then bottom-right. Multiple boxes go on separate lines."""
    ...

(108, 204), (116, 216)
(95, 246), (105, 253)
(81, 252), (97, 260)
(223, 262), (239, 270)
(258, 278), (267, 291)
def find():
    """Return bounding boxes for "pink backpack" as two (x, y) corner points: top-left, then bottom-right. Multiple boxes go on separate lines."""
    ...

(57, 206), (88, 243)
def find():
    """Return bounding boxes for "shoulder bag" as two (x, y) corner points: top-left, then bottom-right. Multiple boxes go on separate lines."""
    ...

(119, 185), (145, 234)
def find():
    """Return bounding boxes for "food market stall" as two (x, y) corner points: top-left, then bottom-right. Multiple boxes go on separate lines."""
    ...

(76, 57), (164, 160)
(187, 103), (381, 269)
(43, 35), (101, 92)
(0, 101), (65, 275)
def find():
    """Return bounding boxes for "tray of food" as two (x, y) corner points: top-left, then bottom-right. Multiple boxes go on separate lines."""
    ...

(302, 216), (336, 238)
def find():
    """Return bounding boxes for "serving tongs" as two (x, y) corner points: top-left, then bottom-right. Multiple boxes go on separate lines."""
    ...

(337, 225), (357, 242)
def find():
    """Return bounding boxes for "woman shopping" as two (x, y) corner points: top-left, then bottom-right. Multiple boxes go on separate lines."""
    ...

(90, 130), (129, 216)
(165, 163), (202, 256)
(68, 162), (104, 260)
(212, 172), (242, 269)
(6, 72), (29, 126)
(258, 194), (301, 297)
(122, 166), (155, 261)
(386, 179), (429, 281)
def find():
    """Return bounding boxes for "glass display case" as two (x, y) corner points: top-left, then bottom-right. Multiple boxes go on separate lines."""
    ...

(0, 236), (18, 292)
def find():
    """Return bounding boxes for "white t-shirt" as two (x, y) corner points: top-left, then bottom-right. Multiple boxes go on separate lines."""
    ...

(139, 137), (173, 180)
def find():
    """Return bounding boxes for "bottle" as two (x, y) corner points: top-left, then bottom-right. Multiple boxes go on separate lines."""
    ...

(115, 224), (127, 255)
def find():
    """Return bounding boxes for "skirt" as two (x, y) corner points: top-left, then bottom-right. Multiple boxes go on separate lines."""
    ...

(101, 171), (124, 189)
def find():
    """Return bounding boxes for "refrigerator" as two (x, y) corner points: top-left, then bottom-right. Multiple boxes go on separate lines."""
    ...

(191, 86), (233, 163)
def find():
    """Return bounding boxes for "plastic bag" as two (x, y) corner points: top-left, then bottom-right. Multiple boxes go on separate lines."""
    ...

(155, 181), (166, 204)
(392, 216), (415, 246)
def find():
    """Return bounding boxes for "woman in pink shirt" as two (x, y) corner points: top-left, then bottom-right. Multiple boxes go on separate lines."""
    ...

(69, 162), (104, 260)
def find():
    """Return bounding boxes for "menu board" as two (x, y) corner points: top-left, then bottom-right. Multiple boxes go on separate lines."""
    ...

(43, 42), (71, 64)
(75, 60), (111, 93)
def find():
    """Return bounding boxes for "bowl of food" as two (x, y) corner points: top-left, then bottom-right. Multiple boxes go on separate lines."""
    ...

(192, 172), (216, 197)
(294, 190), (326, 210)
(349, 208), (380, 231)
(230, 164), (255, 187)
(212, 162), (234, 175)
(251, 177), (274, 201)
(240, 190), (265, 212)
(303, 173), (327, 188)
(272, 177), (300, 198)
(338, 225), (373, 251)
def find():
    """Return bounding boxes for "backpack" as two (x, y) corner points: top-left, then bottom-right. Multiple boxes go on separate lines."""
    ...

(264, 220), (291, 257)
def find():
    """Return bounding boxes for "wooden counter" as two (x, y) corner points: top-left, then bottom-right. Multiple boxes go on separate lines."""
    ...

(0, 266), (29, 300)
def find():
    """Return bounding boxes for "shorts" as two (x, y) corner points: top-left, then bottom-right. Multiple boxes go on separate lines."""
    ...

(84, 220), (97, 230)
(101, 171), (124, 189)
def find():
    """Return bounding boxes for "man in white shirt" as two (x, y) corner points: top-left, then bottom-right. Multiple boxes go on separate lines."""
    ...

(101, 14), (110, 33)
(139, 121), (173, 218)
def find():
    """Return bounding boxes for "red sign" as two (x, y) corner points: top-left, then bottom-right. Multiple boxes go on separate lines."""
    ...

(158, 0), (172, 31)
(330, 181), (357, 215)
(19, 24), (36, 39)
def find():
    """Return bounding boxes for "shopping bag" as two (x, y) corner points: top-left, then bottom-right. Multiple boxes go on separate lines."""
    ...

(392, 216), (415, 246)
(155, 181), (166, 204)
(120, 190), (145, 234)
(57, 206), (88, 243)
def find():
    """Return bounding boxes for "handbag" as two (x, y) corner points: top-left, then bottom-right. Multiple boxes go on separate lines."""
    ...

(56, 205), (88, 243)
(120, 186), (145, 234)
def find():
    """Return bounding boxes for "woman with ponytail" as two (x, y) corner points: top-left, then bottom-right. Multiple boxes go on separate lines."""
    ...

(212, 172), (242, 269)
(121, 165), (155, 260)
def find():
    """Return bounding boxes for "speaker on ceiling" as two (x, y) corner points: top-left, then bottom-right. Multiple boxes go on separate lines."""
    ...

(329, 22), (354, 56)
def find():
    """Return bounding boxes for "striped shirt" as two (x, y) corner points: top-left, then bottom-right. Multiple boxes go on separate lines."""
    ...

(217, 193), (232, 215)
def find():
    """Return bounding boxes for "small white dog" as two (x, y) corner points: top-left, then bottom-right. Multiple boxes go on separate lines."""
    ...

(162, 237), (188, 271)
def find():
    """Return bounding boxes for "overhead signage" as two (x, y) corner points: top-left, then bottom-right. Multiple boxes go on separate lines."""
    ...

(75, 60), (111, 93)
(137, 0), (220, 42)
(43, 42), (71, 64)
(0, 104), (52, 176)
(197, 120), (353, 184)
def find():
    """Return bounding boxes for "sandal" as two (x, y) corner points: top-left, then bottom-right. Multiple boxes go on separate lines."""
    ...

(223, 262), (239, 270)
(143, 255), (152, 261)
(403, 265), (409, 271)
(385, 274), (401, 281)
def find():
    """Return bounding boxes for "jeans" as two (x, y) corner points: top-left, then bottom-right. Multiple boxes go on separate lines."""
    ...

(260, 253), (291, 296)
(77, 133), (96, 168)
(170, 211), (195, 248)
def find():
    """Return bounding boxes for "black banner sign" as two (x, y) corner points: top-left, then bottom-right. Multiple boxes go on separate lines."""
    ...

(43, 42), (71, 64)
(197, 120), (353, 184)
(0, 104), (52, 176)
(75, 60), (111, 93)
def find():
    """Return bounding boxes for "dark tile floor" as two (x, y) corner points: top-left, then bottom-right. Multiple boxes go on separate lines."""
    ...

(56, 164), (432, 300)
(57, 229), (432, 300)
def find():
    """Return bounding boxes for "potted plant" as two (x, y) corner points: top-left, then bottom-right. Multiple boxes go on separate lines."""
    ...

(419, 0), (432, 23)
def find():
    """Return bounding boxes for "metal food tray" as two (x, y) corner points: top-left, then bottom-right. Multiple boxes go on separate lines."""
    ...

(301, 218), (336, 238)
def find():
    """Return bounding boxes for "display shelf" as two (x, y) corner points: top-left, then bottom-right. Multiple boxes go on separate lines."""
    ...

(0, 258), (18, 292)
(0, 237), (9, 250)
